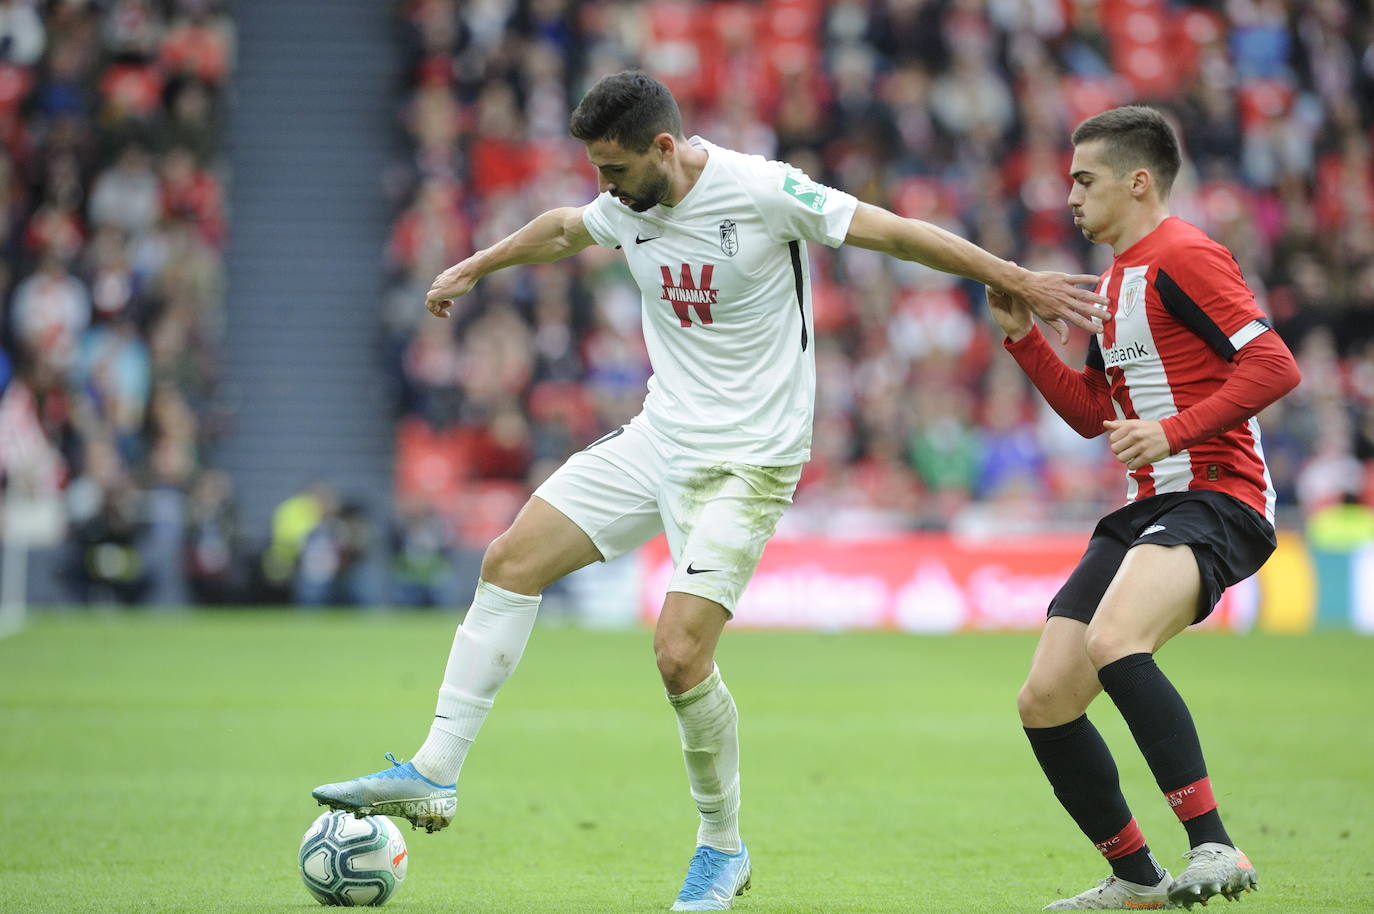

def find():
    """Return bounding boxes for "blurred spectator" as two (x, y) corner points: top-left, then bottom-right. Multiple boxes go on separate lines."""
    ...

(64, 435), (146, 604)
(159, 144), (223, 246)
(88, 144), (160, 236)
(185, 467), (240, 604)
(389, 492), (457, 607)
(142, 435), (191, 607)
(295, 497), (372, 607)
(0, 1), (45, 68)
(11, 253), (90, 373)
(159, 0), (233, 87)
(260, 480), (333, 601)
(1306, 491), (1374, 553)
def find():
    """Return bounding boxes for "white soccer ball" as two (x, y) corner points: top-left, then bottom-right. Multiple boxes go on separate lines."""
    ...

(299, 811), (409, 906)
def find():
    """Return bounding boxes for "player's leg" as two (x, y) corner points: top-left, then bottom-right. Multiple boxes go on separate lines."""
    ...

(311, 497), (603, 830)
(658, 593), (751, 912)
(1021, 619), (1172, 909)
(1086, 539), (1256, 908)
(660, 462), (798, 911)
(1020, 516), (1173, 909)
(314, 427), (665, 831)
(658, 592), (737, 855)
(404, 496), (604, 782)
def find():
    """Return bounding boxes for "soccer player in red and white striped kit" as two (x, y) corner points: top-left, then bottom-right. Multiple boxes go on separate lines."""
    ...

(986, 106), (1300, 910)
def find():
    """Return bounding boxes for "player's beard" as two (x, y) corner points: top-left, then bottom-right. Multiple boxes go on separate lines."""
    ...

(624, 168), (671, 212)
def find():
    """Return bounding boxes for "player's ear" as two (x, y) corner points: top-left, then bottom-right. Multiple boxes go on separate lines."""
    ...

(653, 133), (675, 159)
(1130, 168), (1153, 200)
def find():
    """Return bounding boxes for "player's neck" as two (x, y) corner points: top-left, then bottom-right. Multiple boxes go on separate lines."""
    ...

(662, 142), (709, 208)
(1109, 205), (1170, 255)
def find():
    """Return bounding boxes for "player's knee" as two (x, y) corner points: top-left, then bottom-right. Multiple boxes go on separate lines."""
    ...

(1017, 680), (1056, 727)
(1084, 625), (1133, 670)
(480, 532), (539, 594)
(654, 638), (709, 694)
(1017, 668), (1095, 727)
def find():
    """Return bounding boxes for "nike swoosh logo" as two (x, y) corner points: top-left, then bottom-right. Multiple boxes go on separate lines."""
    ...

(685, 563), (718, 575)
(635, 234), (660, 244)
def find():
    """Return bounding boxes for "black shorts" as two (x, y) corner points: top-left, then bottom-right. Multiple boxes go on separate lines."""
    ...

(1047, 490), (1277, 625)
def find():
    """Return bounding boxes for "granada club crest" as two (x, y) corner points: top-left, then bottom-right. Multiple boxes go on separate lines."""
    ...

(719, 220), (738, 256)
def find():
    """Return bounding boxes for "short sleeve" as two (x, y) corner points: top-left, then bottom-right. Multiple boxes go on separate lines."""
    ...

(751, 160), (858, 248)
(580, 193), (624, 249)
(1156, 241), (1272, 360)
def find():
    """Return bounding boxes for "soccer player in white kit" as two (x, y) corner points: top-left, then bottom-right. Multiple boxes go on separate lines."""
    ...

(313, 71), (1110, 911)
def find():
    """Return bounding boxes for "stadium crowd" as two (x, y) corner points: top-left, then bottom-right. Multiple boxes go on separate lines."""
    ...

(0, 0), (235, 605)
(381, 0), (1374, 591)
(2, 0), (1372, 607)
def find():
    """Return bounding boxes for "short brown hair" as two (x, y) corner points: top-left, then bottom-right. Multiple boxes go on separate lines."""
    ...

(1072, 106), (1182, 198)
(569, 71), (683, 152)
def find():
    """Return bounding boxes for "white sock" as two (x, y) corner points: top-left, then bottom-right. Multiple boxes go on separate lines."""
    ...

(668, 665), (742, 854)
(410, 579), (541, 785)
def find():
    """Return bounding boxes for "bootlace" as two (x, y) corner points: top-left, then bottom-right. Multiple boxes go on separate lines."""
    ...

(678, 847), (727, 898)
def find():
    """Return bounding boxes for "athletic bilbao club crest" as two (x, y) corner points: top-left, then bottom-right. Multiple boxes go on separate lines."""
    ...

(1121, 280), (1145, 317)
(1119, 267), (1149, 318)
(719, 220), (738, 256)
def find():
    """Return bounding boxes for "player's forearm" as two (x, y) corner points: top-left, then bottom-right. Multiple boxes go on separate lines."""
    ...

(1159, 332), (1301, 452)
(888, 217), (1021, 288)
(845, 204), (1018, 286)
(1005, 327), (1114, 437)
(466, 207), (589, 279)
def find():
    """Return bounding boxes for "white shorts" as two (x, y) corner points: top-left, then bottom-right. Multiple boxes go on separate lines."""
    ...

(532, 420), (801, 614)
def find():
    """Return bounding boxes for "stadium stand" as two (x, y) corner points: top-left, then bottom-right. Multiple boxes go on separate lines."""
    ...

(384, 0), (1374, 558)
(0, 0), (234, 605)
(2, 1), (1370, 608)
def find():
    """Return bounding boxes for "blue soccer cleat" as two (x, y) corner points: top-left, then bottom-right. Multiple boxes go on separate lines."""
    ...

(671, 844), (752, 911)
(312, 753), (456, 833)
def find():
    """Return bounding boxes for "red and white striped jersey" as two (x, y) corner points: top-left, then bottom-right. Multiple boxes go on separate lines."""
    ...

(1088, 217), (1277, 521)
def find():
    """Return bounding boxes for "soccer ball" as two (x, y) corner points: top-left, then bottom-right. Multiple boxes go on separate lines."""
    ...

(298, 811), (408, 906)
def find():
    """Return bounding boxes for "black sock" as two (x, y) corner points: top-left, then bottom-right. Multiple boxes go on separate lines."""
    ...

(1025, 716), (1164, 886)
(1098, 653), (1232, 849)
(1112, 847), (1166, 887)
(1182, 808), (1232, 848)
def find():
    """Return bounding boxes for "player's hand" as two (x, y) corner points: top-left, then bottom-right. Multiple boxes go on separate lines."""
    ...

(425, 259), (480, 318)
(984, 285), (1034, 341)
(1013, 270), (1110, 344)
(1104, 418), (1170, 470)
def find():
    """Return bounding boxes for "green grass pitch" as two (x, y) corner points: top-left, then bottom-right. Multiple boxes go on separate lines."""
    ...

(1, 612), (1371, 913)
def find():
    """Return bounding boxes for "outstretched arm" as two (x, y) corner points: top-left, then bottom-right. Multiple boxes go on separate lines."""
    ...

(425, 206), (595, 317)
(845, 202), (1108, 341)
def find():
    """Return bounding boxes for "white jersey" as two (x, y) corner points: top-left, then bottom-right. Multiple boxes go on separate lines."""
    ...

(580, 137), (858, 464)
